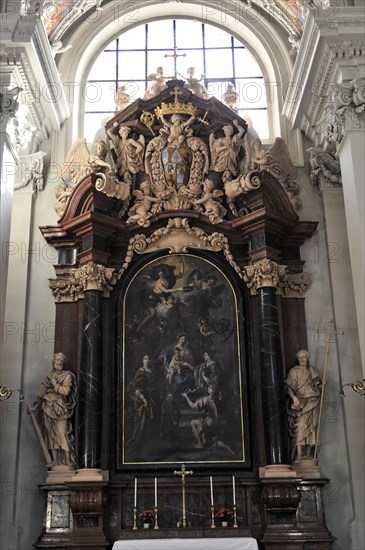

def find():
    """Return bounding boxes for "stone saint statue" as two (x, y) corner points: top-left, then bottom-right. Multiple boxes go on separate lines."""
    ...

(29, 353), (77, 468)
(286, 349), (322, 463)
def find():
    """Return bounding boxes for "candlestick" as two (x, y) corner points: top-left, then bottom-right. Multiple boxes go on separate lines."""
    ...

(210, 476), (214, 506)
(154, 506), (159, 529)
(154, 477), (157, 507)
(232, 475), (236, 506)
(132, 507), (137, 530)
(210, 505), (216, 528)
(233, 504), (238, 528)
(134, 477), (137, 508)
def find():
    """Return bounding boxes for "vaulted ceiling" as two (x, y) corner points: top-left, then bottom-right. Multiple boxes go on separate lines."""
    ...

(42, 0), (305, 42)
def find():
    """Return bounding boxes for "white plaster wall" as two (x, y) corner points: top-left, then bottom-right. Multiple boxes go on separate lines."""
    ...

(337, 129), (365, 371)
(321, 187), (364, 550)
(1, 173), (58, 549)
(298, 150), (363, 550)
(0, 141), (15, 327)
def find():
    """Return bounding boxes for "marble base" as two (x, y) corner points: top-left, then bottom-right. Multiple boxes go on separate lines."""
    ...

(293, 459), (321, 479)
(46, 469), (76, 483)
(260, 464), (297, 478)
(72, 468), (108, 481)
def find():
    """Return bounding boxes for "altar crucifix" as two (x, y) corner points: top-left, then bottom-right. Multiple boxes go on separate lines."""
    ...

(174, 463), (193, 528)
(164, 45), (187, 78)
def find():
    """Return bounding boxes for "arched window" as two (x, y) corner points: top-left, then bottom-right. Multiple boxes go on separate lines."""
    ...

(84, 19), (268, 140)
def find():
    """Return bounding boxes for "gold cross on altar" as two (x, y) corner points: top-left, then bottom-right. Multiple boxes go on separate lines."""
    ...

(174, 463), (193, 481)
(174, 463), (193, 528)
(164, 45), (187, 78)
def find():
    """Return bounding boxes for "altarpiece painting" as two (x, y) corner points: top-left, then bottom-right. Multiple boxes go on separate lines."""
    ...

(122, 254), (245, 466)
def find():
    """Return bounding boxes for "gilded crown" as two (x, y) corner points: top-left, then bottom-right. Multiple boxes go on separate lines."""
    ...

(155, 99), (198, 119)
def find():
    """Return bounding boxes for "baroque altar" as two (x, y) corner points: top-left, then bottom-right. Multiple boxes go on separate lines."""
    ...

(34, 78), (334, 549)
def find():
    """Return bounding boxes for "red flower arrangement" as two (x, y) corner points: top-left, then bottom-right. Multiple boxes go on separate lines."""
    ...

(215, 507), (234, 521)
(139, 509), (154, 523)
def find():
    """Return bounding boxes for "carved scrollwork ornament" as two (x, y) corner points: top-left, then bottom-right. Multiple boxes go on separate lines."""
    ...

(0, 87), (22, 125)
(243, 259), (288, 294)
(117, 218), (245, 281)
(0, 386), (24, 401)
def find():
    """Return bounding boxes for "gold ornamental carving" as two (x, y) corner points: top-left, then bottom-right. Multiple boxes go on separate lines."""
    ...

(117, 218), (244, 281)
(49, 263), (116, 303)
(243, 259), (287, 294)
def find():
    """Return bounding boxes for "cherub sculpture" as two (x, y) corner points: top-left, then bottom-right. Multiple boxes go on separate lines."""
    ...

(107, 124), (145, 177)
(143, 67), (167, 100)
(182, 67), (208, 99)
(159, 113), (196, 148)
(57, 139), (111, 186)
(222, 83), (239, 111)
(54, 183), (73, 218)
(192, 179), (226, 224)
(252, 137), (297, 179)
(307, 147), (342, 189)
(114, 85), (131, 111)
(127, 181), (169, 227)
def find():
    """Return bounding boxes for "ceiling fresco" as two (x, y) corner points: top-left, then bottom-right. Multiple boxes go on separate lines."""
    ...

(42, 0), (305, 40)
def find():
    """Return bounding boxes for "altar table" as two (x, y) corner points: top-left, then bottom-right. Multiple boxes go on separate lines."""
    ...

(112, 538), (258, 550)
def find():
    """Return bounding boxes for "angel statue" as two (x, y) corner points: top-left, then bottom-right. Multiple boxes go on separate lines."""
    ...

(209, 120), (245, 178)
(56, 139), (112, 186)
(222, 83), (239, 112)
(114, 85), (131, 111)
(307, 147), (342, 189)
(126, 181), (170, 227)
(107, 124), (145, 177)
(54, 183), (73, 218)
(192, 179), (227, 224)
(182, 67), (209, 99)
(159, 113), (196, 148)
(143, 67), (168, 100)
(252, 137), (298, 180)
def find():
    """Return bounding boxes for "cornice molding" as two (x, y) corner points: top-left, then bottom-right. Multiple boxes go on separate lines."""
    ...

(283, 8), (365, 146)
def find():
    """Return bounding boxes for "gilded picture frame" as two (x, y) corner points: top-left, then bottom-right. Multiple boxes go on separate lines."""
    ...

(121, 254), (247, 467)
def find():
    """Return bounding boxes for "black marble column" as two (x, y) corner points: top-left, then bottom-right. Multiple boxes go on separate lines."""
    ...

(259, 287), (290, 465)
(78, 290), (103, 469)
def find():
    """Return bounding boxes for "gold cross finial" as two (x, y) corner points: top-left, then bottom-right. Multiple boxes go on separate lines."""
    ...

(171, 86), (183, 102)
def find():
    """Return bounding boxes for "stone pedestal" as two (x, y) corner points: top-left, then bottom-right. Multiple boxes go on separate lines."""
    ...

(35, 485), (72, 548)
(68, 481), (107, 549)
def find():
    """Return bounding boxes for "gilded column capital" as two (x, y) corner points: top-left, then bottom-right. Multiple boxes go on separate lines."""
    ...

(243, 259), (287, 295)
(49, 263), (116, 303)
(74, 263), (116, 293)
